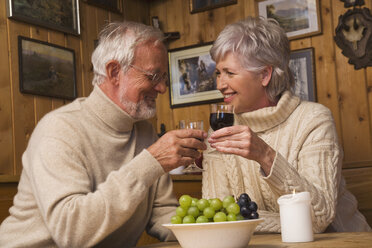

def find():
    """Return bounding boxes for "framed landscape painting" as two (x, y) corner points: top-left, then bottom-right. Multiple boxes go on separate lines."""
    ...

(168, 43), (223, 108)
(289, 48), (316, 101)
(258, 0), (321, 40)
(18, 36), (77, 100)
(7, 0), (80, 35)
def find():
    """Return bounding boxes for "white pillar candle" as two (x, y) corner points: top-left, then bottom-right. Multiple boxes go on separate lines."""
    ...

(277, 191), (313, 243)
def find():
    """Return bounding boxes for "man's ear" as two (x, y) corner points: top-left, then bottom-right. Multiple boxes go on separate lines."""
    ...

(105, 60), (121, 85)
(261, 66), (273, 87)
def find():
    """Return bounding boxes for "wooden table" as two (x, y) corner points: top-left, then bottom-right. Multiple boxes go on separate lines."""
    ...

(136, 232), (372, 248)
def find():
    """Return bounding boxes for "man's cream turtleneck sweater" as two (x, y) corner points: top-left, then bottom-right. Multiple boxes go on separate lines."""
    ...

(0, 86), (178, 247)
(202, 91), (371, 233)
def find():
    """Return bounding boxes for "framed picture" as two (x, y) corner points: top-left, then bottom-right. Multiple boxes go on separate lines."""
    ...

(6, 0), (80, 35)
(190, 0), (237, 14)
(83, 0), (123, 14)
(289, 48), (316, 101)
(168, 43), (223, 108)
(18, 36), (77, 100)
(258, 0), (321, 40)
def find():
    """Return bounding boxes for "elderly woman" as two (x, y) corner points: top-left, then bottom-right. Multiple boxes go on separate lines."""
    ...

(202, 17), (371, 233)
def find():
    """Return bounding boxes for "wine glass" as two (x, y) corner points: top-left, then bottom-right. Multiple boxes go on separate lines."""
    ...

(181, 120), (205, 173)
(209, 103), (234, 131)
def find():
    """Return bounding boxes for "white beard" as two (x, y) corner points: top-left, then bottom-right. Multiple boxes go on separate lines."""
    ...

(120, 97), (156, 120)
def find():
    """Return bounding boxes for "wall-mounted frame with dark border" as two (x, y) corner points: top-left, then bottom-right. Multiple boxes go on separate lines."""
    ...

(83, 0), (123, 14)
(7, 0), (80, 35)
(18, 36), (77, 100)
(190, 0), (237, 14)
(168, 43), (223, 108)
(258, 0), (321, 40)
(289, 48), (316, 102)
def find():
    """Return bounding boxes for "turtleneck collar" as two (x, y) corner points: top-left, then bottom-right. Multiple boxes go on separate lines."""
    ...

(83, 85), (137, 133)
(234, 91), (300, 133)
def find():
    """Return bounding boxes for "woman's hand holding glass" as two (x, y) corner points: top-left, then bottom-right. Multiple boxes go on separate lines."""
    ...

(208, 124), (276, 175)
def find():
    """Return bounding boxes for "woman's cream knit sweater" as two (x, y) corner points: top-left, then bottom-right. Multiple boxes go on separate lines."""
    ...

(202, 91), (371, 233)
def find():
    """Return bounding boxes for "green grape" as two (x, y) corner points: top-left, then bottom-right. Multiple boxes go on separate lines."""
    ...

(222, 195), (235, 208)
(196, 215), (209, 223)
(210, 198), (223, 211)
(213, 212), (227, 222)
(196, 199), (209, 211)
(227, 213), (237, 221)
(236, 214), (245, 221)
(203, 206), (215, 218)
(171, 215), (182, 224)
(179, 195), (192, 208)
(226, 203), (240, 215)
(187, 206), (200, 218)
(183, 215), (196, 224)
(191, 198), (198, 207)
(176, 206), (187, 218)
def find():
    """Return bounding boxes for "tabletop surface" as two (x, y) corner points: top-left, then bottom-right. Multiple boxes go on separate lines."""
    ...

(136, 232), (372, 248)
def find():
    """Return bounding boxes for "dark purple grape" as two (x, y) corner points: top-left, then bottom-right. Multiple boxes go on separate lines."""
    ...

(239, 193), (251, 203)
(249, 211), (259, 219)
(240, 206), (251, 218)
(238, 198), (249, 208)
(248, 201), (258, 212)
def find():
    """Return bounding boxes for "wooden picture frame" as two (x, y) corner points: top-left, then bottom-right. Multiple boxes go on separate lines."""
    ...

(258, 0), (321, 40)
(190, 0), (237, 14)
(83, 0), (123, 14)
(289, 48), (316, 101)
(6, 0), (80, 35)
(18, 36), (77, 100)
(168, 43), (223, 108)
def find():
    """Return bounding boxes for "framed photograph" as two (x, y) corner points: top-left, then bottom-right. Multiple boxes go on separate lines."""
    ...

(18, 36), (77, 100)
(83, 0), (123, 14)
(169, 43), (223, 108)
(258, 0), (321, 40)
(289, 48), (316, 101)
(6, 0), (80, 35)
(190, 0), (237, 14)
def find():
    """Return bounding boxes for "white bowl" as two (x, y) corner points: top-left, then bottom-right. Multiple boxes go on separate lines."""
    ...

(163, 219), (263, 248)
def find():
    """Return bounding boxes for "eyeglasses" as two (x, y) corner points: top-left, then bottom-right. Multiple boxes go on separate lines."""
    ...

(130, 65), (168, 86)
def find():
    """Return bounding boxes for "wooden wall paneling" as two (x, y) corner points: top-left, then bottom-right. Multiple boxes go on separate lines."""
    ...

(365, 1), (372, 150)
(203, 7), (226, 43)
(0, 3), (13, 175)
(96, 8), (110, 35)
(80, 3), (96, 97)
(123, 0), (149, 24)
(311, 0), (342, 145)
(343, 167), (372, 227)
(165, 0), (184, 49)
(66, 35), (83, 99)
(48, 31), (66, 110)
(289, 38), (311, 50)
(8, 21), (34, 175)
(30, 27), (53, 123)
(225, 0), (244, 24)
(332, 1), (372, 165)
(0, 182), (18, 223)
(244, 0), (258, 17)
(182, 0), (205, 45)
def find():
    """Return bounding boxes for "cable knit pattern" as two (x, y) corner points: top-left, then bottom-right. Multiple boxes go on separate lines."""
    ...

(202, 91), (371, 233)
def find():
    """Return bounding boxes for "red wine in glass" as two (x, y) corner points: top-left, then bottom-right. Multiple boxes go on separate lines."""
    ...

(209, 104), (234, 131)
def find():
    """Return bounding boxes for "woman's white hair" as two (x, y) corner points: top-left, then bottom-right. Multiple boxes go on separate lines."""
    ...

(210, 17), (294, 101)
(91, 21), (165, 86)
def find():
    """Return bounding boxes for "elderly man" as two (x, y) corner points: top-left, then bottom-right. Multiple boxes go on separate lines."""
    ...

(0, 21), (207, 248)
